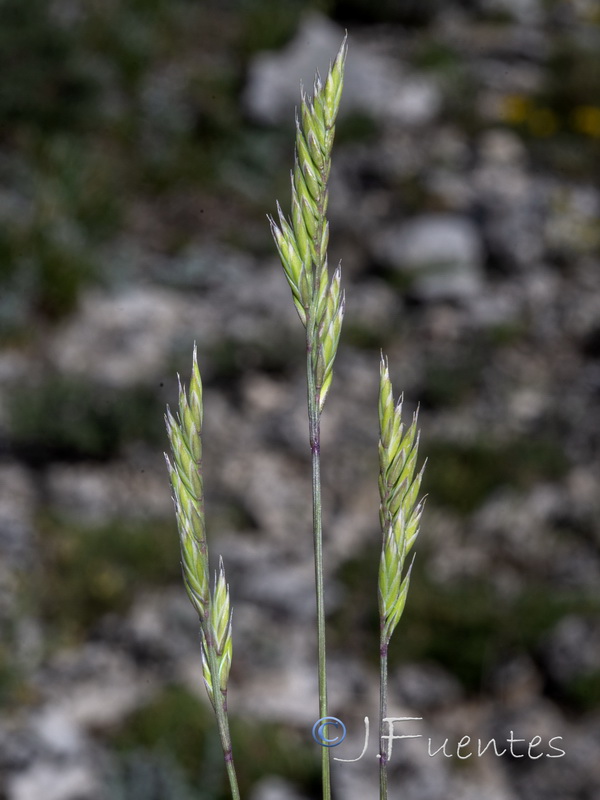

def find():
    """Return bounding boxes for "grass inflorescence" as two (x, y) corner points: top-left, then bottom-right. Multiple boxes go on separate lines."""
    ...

(165, 36), (425, 800)
(165, 345), (238, 799)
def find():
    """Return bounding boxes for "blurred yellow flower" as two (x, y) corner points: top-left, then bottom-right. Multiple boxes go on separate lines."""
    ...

(502, 94), (530, 124)
(501, 96), (558, 138)
(572, 106), (600, 138)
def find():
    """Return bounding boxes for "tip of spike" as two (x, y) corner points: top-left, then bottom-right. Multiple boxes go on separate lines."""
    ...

(333, 33), (348, 66)
(380, 351), (389, 374)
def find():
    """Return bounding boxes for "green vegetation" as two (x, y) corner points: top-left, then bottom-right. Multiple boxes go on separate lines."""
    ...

(230, 715), (321, 797)
(422, 437), (569, 515)
(564, 670), (600, 712)
(238, 0), (324, 55)
(334, 546), (600, 697)
(0, 137), (121, 333)
(412, 38), (463, 73)
(9, 376), (164, 463)
(111, 686), (320, 799)
(335, 111), (380, 145)
(36, 516), (180, 640)
(420, 357), (485, 409)
(401, 575), (598, 695)
(112, 687), (216, 776)
(0, 643), (31, 710)
(107, 749), (208, 800)
(0, 0), (291, 336)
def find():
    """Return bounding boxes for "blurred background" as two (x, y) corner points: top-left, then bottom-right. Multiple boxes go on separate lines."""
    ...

(1, 1), (600, 798)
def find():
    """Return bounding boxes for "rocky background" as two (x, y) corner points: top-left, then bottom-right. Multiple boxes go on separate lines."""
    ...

(1, 1), (600, 799)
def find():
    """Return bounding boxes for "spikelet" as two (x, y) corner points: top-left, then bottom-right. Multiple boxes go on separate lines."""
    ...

(201, 558), (233, 707)
(165, 344), (208, 618)
(378, 355), (426, 645)
(313, 264), (345, 411)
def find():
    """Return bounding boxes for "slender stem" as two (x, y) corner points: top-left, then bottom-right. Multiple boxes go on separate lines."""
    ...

(379, 636), (389, 800)
(304, 127), (333, 800)
(307, 333), (331, 800)
(205, 626), (241, 800)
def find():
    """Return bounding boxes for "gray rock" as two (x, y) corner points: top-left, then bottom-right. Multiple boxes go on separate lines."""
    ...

(30, 708), (85, 758)
(375, 214), (484, 301)
(541, 615), (600, 685)
(48, 287), (202, 387)
(481, 0), (543, 25)
(0, 720), (37, 772)
(471, 485), (600, 592)
(36, 643), (157, 730)
(219, 451), (312, 546)
(478, 129), (528, 167)
(236, 648), (318, 725)
(473, 132), (545, 271)
(218, 535), (339, 621)
(0, 349), (30, 434)
(544, 183), (600, 258)
(47, 456), (172, 526)
(250, 776), (310, 800)
(238, 558), (320, 619)
(344, 279), (400, 338)
(0, 464), (37, 570)
(244, 13), (440, 126)
(393, 662), (464, 711)
(468, 285), (524, 332)
(122, 588), (199, 663)
(490, 703), (598, 800)
(7, 761), (99, 800)
(489, 654), (543, 704)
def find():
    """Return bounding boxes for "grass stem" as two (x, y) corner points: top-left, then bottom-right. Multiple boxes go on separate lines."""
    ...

(307, 337), (331, 800)
(379, 638), (389, 800)
(206, 636), (240, 800)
